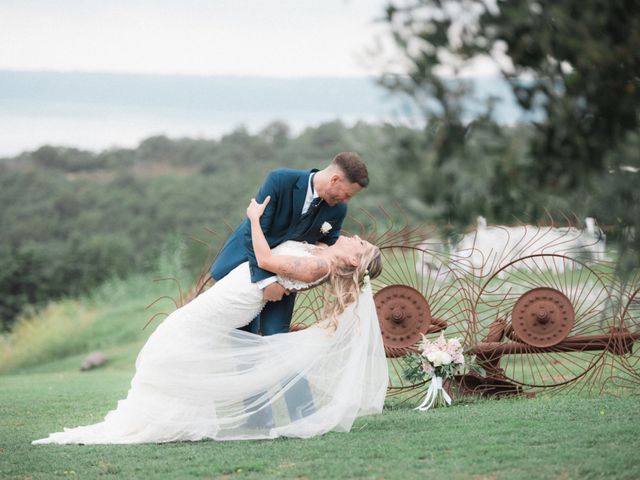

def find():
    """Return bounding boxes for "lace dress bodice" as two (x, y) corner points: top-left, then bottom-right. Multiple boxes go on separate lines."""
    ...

(272, 241), (329, 291)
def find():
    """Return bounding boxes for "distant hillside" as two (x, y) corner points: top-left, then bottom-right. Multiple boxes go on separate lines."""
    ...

(0, 120), (420, 330)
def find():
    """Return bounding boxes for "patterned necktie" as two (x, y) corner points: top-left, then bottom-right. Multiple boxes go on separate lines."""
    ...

(305, 196), (322, 214)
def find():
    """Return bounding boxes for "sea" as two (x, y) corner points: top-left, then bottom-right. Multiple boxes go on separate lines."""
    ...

(0, 70), (522, 157)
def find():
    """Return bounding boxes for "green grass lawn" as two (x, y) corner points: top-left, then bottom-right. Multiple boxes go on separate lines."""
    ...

(1, 366), (639, 480)
(2, 263), (640, 479)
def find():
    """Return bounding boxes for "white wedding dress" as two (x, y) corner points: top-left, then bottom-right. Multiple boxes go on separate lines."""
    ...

(33, 241), (388, 444)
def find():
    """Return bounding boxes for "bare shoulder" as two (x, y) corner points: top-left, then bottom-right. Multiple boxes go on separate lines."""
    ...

(277, 255), (331, 283)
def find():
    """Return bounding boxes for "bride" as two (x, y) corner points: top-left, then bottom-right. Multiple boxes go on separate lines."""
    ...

(33, 196), (388, 444)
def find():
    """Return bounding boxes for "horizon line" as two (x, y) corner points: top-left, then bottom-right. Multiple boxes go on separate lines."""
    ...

(0, 68), (504, 81)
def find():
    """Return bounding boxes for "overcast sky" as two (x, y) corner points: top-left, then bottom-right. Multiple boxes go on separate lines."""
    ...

(0, 0), (395, 77)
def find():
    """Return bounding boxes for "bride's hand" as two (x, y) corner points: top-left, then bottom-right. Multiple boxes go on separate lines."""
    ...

(247, 196), (271, 221)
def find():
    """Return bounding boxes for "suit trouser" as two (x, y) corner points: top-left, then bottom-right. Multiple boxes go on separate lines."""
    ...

(239, 293), (316, 427)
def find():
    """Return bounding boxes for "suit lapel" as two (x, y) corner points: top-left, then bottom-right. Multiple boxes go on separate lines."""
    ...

(292, 172), (309, 219)
(287, 169), (319, 239)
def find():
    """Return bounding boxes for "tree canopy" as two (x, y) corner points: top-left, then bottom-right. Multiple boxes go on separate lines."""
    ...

(376, 0), (639, 264)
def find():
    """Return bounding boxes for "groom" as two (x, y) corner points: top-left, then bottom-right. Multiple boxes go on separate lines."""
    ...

(210, 152), (368, 426)
(211, 151), (369, 335)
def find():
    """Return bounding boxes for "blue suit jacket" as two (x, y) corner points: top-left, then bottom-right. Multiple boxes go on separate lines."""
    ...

(211, 168), (347, 283)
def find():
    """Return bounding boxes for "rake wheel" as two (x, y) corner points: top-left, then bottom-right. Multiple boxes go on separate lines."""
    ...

(615, 285), (640, 386)
(290, 287), (325, 331)
(375, 285), (432, 355)
(510, 287), (575, 348)
(473, 253), (615, 392)
(371, 245), (470, 398)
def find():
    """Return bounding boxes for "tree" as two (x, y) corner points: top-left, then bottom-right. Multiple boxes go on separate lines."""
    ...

(376, 0), (640, 264)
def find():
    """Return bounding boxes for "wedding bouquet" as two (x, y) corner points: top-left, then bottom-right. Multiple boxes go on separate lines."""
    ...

(405, 333), (466, 410)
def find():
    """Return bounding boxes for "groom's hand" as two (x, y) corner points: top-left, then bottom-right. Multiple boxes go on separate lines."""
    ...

(262, 283), (288, 302)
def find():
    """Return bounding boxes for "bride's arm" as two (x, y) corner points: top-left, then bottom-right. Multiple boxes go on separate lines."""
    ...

(247, 197), (330, 283)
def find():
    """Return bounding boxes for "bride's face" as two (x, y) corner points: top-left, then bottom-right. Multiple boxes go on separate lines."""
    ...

(334, 235), (370, 265)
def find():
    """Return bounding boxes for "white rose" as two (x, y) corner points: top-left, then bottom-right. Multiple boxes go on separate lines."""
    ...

(426, 350), (452, 367)
(426, 351), (442, 366)
(440, 351), (452, 365)
(320, 222), (332, 235)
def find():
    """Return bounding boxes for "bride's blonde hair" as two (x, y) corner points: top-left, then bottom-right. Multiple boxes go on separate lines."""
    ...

(320, 243), (382, 331)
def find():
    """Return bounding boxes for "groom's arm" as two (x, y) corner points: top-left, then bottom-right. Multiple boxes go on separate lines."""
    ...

(243, 171), (280, 283)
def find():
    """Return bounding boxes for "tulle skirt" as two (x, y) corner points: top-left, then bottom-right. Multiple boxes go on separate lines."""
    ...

(33, 263), (388, 444)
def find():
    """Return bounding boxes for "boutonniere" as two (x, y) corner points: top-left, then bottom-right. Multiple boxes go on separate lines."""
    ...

(320, 222), (332, 235)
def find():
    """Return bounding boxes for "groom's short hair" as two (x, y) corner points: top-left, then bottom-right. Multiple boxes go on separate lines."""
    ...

(332, 152), (369, 188)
